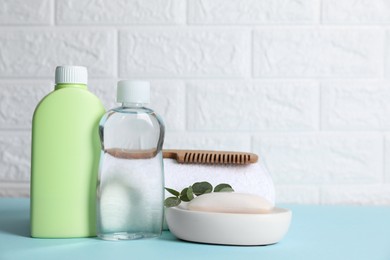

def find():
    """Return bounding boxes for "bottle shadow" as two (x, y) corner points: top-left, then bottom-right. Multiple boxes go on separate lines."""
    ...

(0, 209), (30, 237)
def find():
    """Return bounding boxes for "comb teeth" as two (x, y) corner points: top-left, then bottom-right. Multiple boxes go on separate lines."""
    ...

(163, 149), (258, 164)
(183, 152), (251, 164)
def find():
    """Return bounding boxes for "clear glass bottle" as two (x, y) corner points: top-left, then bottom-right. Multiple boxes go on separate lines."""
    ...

(96, 80), (165, 240)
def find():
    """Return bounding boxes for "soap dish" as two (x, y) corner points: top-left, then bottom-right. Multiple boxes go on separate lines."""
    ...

(165, 205), (292, 246)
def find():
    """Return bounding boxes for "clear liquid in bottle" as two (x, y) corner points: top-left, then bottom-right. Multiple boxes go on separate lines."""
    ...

(96, 80), (165, 240)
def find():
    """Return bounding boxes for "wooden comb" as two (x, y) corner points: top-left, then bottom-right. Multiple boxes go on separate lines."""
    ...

(163, 149), (258, 165)
(105, 148), (258, 165)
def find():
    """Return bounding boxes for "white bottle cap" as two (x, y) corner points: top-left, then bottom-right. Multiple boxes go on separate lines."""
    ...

(55, 66), (88, 84)
(117, 80), (150, 104)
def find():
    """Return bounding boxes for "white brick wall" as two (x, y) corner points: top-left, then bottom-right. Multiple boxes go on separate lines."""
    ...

(0, 29), (117, 77)
(322, 0), (390, 24)
(187, 80), (319, 130)
(119, 29), (250, 77)
(253, 28), (383, 78)
(0, 132), (30, 181)
(0, 0), (52, 25)
(0, 0), (389, 205)
(253, 133), (383, 184)
(321, 80), (390, 130)
(188, 0), (319, 24)
(56, 0), (185, 25)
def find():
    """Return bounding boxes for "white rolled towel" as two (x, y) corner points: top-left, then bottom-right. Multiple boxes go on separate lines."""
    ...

(164, 159), (275, 205)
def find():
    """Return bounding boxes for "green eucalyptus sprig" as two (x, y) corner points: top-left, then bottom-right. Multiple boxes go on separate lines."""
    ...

(164, 181), (234, 207)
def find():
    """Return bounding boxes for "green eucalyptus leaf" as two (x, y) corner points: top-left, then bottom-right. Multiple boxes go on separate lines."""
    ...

(164, 197), (181, 207)
(165, 187), (180, 197)
(214, 183), (234, 192)
(218, 187), (234, 192)
(187, 186), (194, 201)
(177, 181), (234, 201)
(180, 187), (191, 202)
(192, 181), (213, 196)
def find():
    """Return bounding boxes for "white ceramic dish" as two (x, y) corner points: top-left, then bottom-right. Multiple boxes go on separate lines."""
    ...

(166, 205), (292, 246)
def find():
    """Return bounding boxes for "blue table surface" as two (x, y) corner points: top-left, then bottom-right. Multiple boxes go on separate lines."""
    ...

(0, 199), (389, 260)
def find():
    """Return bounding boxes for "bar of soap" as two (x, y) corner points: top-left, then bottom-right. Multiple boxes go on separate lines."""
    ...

(187, 193), (273, 214)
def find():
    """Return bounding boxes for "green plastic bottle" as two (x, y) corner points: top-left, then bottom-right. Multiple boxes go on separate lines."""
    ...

(30, 66), (105, 238)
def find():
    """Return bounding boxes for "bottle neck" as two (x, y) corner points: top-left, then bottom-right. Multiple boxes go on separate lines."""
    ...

(55, 83), (87, 90)
(122, 102), (147, 108)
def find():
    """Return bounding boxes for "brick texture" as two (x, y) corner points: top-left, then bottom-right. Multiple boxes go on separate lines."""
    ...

(323, 0), (390, 23)
(187, 80), (319, 131)
(188, 0), (318, 24)
(57, 0), (185, 24)
(253, 28), (383, 78)
(119, 29), (250, 77)
(0, 0), (51, 25)
(0, 132), (30, 182)
(0, 80), (52, 129)
(0, 0), (390, 204)
(253, 133), (383, 184)
(322, 80), (390, 130)
(0, 30), (116, 77)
